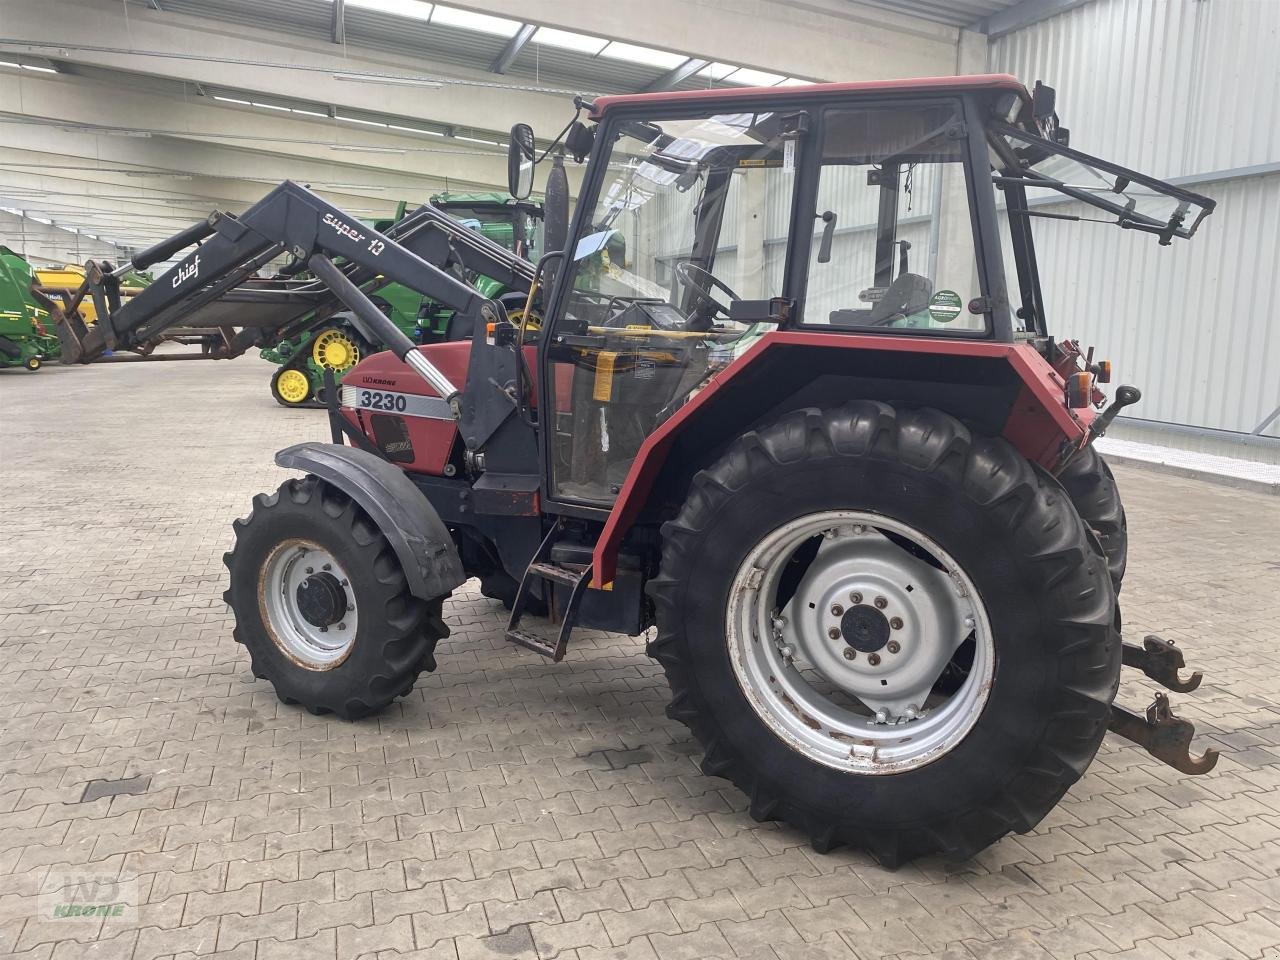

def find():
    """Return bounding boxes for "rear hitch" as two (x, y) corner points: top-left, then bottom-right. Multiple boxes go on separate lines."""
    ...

(1108, 692), (1219, 775)
(1122, 634), (1202, 692)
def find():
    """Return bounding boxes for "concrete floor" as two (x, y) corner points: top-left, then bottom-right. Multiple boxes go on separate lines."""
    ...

(2, 355), (1280, 960)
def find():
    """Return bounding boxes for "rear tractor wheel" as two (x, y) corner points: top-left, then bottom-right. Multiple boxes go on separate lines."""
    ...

(1059, 445), (1127, 591)
(223, 476), (449, 719)
(648, 403), (1119, 865)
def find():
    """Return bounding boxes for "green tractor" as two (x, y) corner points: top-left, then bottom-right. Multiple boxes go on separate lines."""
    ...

(262, 192), (544, 407)
(0, 247), (61, 371)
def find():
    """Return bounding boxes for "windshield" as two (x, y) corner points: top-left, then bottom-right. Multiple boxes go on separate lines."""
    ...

(989, 122), (1214, 244)
(546, 109), (800, 504)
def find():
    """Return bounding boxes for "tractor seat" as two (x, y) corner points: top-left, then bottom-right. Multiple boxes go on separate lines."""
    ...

(829, 273), (934, 328)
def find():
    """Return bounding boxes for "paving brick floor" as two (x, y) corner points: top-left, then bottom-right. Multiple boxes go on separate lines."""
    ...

(2, 355), (1279, 960)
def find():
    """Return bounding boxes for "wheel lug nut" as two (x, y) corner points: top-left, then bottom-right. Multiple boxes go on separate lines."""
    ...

(323, 563), (332, 571)
(830, 604), (843, 617)
(874, 596), (888, 609)
(868, 653), (881, 666)
(305, 567), (314, 574)
(843, 648), (855, 660)
(346, 603), (354, 611)
(341, 580), (349, 588)
(338, 622), (347, 630)
(849, 592), (862, 605)
(319, 626), (328, 633)
(779, 645), (794, 659)
(890, 617), (903, 630)
(828, 628), (841, 640)
(964, 616), (976, 629)
(887, 641), (901, 654)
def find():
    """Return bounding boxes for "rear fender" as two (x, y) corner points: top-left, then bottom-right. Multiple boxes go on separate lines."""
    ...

(275, 441), (466, 600)
(591, 331), (1093, 586)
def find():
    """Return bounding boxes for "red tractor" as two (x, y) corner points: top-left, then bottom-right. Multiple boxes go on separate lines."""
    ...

(215, 75), (1218, 865)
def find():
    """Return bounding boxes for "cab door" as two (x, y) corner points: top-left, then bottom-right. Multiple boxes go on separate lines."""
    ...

(537, 107), (809, 509)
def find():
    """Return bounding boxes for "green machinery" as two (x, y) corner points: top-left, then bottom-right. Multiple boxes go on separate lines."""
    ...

(262, 192), (544, 406)
(0, 247), (60, 371)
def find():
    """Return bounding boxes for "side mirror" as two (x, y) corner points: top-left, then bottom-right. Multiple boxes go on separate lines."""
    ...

(1031, 81), (1056, 122)
(508, 123), (535, 200)
(1031, 80), (1062, 142)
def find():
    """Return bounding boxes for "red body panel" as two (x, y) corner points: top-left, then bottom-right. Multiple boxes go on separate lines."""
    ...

(341, 342), (539, 476)
(589, 74), (1028, 118)
(590, 331), (1092, 587)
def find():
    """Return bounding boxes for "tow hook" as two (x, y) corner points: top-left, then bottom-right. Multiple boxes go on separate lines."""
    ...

(1109, 633), (1218, 775)
(1122, 635), (1202, 692)
(1109, 692), (1220, 775)
(1088, 384), (1142, 443)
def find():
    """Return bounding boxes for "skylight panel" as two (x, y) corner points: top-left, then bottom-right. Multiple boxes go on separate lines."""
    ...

(430, 5), (522, 37)
(599, 41), (685, 69)
(696, 62), (739, 80)
(725, 67), (787, 86)
(346, 0), (434, 21)
(776, 78), (812, 87)
(532, 26), (608, 55)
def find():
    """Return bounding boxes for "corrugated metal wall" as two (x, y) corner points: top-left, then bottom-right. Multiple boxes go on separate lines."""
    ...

(989, 0), (1280, 436)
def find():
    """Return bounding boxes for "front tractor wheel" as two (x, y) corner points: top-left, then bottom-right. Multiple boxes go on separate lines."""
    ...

(648, 404), (1120, 865)
(223, 476), (448, 719)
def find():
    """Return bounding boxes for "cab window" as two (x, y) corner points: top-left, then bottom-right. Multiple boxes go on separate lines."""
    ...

(802, 102), (987, 334)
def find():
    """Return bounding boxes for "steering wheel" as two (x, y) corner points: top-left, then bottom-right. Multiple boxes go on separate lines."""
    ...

(675, 261), (742, 321)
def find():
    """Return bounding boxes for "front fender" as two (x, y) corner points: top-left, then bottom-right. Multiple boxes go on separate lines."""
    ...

(275, 441), (465, 600)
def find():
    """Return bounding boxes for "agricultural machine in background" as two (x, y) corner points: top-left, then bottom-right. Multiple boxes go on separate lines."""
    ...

(262, 192), (546, 407)
(86, 76), (1222, 865)
(0, 246), (60, 370)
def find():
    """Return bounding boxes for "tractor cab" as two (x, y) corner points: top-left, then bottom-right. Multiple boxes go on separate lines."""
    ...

(504, 76), (1212, 510)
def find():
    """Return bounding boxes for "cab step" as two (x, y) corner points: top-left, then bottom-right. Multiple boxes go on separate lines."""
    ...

(505, 526), (593, 662)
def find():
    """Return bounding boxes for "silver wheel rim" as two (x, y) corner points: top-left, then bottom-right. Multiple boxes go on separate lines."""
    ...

(259, 539), (358, 670)
(726, 511), (994, 774)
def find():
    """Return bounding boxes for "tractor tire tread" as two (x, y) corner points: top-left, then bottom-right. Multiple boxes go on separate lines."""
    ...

(647, 403), (1119, 866)
(224, 474), (447, 721)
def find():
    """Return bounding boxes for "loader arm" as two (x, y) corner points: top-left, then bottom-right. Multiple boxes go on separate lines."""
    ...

(65, 182), (534, 365)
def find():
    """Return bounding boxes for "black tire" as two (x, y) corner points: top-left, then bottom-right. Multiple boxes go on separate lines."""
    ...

(25, 355), (41, 371)
(223, 476), (448, 719)
(479, 570), (548, 617)
(647, 403), (1119, 866)
(1059, 446), (1127, 591)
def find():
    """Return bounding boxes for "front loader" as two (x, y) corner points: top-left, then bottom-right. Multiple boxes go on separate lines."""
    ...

(127, 75), (1220, 865)
(259, 192), (547, 408)
(45, 186), (556, 369)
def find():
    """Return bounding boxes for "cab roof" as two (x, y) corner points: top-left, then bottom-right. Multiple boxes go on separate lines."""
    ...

(589, 73), (1028, 119)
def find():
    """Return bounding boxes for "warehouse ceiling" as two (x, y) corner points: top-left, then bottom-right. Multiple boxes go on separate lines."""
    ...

(0, 0), (1029, 258)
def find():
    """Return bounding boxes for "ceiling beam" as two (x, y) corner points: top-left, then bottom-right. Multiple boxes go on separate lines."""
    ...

(331, 0), (345, 45)
(0, 0), (572, 135)
(644, 58), (709, 93)
(490, 23), (534, 75)
(973, 0), (1095, 38)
